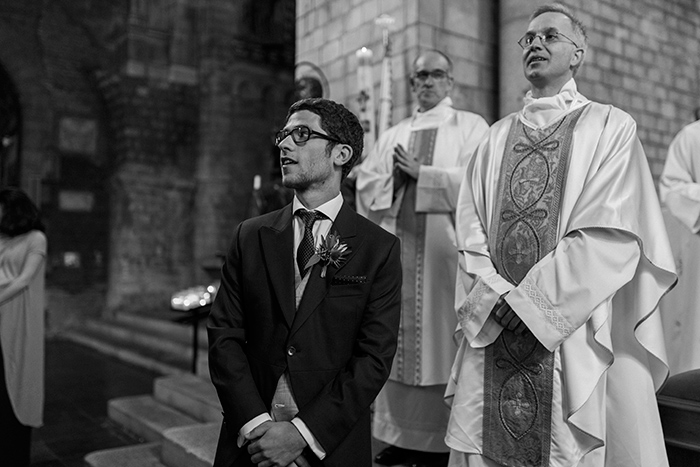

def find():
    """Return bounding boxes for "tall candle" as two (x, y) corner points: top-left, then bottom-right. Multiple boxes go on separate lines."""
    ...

(376, 14), (395, 137)
(356, 47), (375, 161)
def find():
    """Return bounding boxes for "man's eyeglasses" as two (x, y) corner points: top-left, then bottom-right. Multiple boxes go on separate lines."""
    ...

(275, 125), (342, 147)
(517, 29), (579, 49)
(412, 69), (450, 83)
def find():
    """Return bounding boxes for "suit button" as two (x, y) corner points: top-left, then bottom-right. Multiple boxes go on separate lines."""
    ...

(287, 346), (296, 356)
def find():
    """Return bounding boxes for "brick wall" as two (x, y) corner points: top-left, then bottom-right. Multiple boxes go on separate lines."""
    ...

(296, 0), (499, 124)
(297, 0), (700, 180)
(569, 0), (700, 178)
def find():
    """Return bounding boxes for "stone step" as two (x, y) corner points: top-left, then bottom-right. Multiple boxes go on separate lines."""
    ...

(62, 326), (190, 376)
(114, 310), (209, 350)
(161, 423), (219, 467)
(84, 318), (207, 358)
(197, 352), (210, 382)
(154, 374), (222, 423)
(82, 319), (195, 361)
(108, 395), (199, 442)
(61, 306), (211, 377)
(84, 442), (166, 467)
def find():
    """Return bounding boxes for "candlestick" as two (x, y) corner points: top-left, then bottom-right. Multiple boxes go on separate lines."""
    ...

(356, 47), (376, 161)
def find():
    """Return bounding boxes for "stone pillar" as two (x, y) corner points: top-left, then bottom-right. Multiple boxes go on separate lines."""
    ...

(98, 69), (199, 313)
(193, 0), (294, 283)
(98, 0), (201, 314)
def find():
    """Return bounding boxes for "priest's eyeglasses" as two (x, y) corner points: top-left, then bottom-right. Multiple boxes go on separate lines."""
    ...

(275, 125), (342, 147)
(412, 69), (450, 82)
(518, 29), (579, 49)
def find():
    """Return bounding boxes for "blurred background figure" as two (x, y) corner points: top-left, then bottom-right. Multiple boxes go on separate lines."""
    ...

(658, 106), (700, 375)
(0, 187), (47, 467)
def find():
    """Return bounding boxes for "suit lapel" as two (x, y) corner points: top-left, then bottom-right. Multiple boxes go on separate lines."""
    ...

(292, 202), (363, 334)
(260, 207), (296, 328)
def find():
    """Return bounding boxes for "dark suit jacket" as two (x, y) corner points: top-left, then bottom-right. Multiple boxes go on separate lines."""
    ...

(207, 201), (402, 467)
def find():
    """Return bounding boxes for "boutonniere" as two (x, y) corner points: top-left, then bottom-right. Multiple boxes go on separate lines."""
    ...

(305, 232), (351, 278)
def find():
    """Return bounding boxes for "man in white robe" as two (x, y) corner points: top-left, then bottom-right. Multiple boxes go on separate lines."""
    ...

(658, 114), (700, 375)
(445, 5), (676, 467)
(356, 50), (488, 467)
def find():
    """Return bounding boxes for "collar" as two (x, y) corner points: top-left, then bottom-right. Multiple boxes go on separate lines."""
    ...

(292, 192), (343, 222)
(410, 97), (454, 129)
(520, 79), (589, 129)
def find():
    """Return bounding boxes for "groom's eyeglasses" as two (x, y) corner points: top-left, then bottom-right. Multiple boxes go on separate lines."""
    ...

(275, 125), (343, 147)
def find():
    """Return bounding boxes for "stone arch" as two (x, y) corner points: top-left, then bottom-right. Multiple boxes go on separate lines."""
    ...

(0, 25), (52, 198)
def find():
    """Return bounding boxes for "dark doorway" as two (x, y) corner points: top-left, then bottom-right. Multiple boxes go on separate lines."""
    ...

(0, 64), (21, 187)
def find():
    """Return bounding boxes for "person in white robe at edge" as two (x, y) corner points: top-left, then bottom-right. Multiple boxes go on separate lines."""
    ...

(355, 49), (489, 467)
(657, 107), (700, 376)
(445, 4), (677, 467)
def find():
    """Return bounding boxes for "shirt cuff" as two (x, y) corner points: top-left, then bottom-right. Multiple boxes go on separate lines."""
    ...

(238, 413), (272, 447)
(291, 418), (326, 460)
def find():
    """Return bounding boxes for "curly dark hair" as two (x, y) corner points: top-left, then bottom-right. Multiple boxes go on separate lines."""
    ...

(285, 98), (364, 180)
(0, 187), (45, 237)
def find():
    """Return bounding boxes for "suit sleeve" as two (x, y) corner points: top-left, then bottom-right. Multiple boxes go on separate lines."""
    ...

(296, 235), (402, 455)
(207, 223), (268, 433)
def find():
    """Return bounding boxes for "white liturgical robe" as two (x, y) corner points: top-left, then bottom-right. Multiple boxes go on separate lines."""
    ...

(356, 97), (489, 386)
(658, 119), (700, 375)
(659, 120), (700, 233)
(356, 97), (488, 452)
(446, 80), (677, 467)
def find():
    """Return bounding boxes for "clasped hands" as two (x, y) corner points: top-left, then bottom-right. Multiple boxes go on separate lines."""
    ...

(491, 295), (529, 335)
(392, 143), (420, 188)
(246, 420), (310, 467)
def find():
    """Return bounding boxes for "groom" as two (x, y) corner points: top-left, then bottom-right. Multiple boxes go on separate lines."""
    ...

(208, 98), (402, 467)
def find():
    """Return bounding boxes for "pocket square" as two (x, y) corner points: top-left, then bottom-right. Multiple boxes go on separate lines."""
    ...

(332, 275), (367, 285)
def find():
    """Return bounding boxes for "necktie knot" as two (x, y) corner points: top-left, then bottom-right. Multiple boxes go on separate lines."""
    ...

(296, 209), (323, 227)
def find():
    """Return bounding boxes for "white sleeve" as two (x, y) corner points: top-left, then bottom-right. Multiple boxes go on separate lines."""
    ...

(237, 413), (272, 447)
(659, 126), (700, 233)
(291, 418), (326, 460)
(506, 228), (640, 351)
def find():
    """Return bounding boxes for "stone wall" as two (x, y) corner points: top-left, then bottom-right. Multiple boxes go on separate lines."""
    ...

(296, 0), (499, 124)
(0, 0), (128, 328)
(0, 0), (297, 327)
(581, 0), (700, 177)
(297, 0), (700, 180)
(98, 69), (199, 312)
(193, 0), (295, 281)
(500, 0), (700, 179)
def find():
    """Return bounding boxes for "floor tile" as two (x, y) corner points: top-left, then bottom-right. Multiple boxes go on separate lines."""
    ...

(30, 337), (160, 466)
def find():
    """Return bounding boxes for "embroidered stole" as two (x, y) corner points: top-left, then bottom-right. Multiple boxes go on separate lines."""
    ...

(482, 108), (584, 467)
(392, 128), (437, 385)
